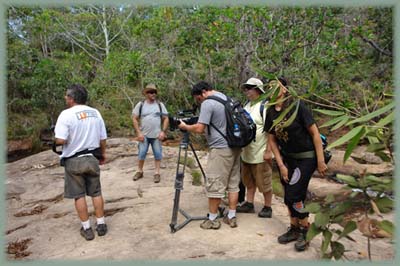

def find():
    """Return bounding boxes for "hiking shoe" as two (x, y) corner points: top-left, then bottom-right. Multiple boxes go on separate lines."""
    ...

(278, 225), (300, 244)
(133, 172), (143, 181)
(236, 202), (255, 213)
(200, 219), (221, 230)
(96, 223), (108, 237)
(80, 227), (95, 241)
(223, 215), (238, 228)
(153, 174), (161, 183)
(294, 227), (309, 252)
(258, 206), (273, 218)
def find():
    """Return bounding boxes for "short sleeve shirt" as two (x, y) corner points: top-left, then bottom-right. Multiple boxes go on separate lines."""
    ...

(198, 92), (228, 148)
(264, 100), (315, 153)
(132, 101), (168, 138)
(241, 100), (267, 163)
(55, 105), (107, 158)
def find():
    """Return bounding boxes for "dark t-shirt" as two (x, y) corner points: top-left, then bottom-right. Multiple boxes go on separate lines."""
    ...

(264, 100), (315, 153)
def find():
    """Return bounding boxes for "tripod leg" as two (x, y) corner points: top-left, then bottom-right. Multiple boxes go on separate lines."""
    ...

(170, 132), (208, 233)
(170, 134), (188, 232)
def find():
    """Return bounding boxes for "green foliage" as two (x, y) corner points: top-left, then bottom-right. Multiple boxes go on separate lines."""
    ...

(7, 6), (394, 165)
(191, 170), (202, 186)
(306, 171), (394, 260)
(179, 156), (196, 169)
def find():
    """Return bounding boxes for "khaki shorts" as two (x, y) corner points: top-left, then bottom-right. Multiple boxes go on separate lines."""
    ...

(241, 161), (272, 193)
(64, 155), (102, 199)
(205, 148), (241, 198)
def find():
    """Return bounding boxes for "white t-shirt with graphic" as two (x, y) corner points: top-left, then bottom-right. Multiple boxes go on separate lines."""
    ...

(55, 105), (107, 158)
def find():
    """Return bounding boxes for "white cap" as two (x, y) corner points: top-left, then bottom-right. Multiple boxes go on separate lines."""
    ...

(243, 77), (264, 93)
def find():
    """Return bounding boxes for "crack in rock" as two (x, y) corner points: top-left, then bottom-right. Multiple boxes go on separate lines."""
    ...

(6, 224), (28, 235)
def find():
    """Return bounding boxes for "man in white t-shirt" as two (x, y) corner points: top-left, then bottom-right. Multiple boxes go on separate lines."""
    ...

(54, 84), (107, 241)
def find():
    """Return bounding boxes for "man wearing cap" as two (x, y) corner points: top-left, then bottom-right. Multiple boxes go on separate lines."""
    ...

(132, 83), (169, 183)
(237, 77), (274, 218)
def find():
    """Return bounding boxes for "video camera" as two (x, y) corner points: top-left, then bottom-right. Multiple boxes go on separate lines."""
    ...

(169, 109), (198, 131)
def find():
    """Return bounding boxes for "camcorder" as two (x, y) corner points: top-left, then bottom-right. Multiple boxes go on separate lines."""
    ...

(169, 109), (198, 131)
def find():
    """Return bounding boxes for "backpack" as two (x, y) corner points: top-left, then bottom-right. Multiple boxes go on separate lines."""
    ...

(138, 100), (162, 118)
(320, 133), (332, 164)
(206, 95), (256, 148)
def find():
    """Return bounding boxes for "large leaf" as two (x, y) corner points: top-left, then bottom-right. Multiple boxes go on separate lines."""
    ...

(330, 116), (350, 131)
(303, 202), (321, 213)
(366, 143), (386, 152)
(321, 230), (333, 253)
(307, 223), (322, 241)
(375, 111), (394, 127)
(324, 194), (335, 204)
(332, 214), (345, 223)
(286, 84), (298, 97)
(336, 174), (358, 187)
(330, 201), (353, 216)
(314, 212), (330, 228)
(377, 220), (394, 236)
(346, 101), (395, 126)
(367, 136), (380, 144)
(282, 100), (300, 128)
(270, 100), (298, 130)
(327, 126), (364, 150)
(343, 126), (366, 163)
(375, 197), (394, 213)
(365, 175), (392, 185)
(338, 221), (357, 239)
(266, 96), (290, 106)
(267, 84), (281, 106)
(331, 241), (345, 260)
(313, 109), (345, 116)
(320, 115), (348, 128)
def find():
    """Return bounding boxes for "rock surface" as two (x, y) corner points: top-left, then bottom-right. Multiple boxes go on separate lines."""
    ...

(5, 138), (394, 261)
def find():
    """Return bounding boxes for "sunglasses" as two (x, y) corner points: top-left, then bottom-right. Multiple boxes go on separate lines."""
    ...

(242, 86), (256, 91)
(146, 90), (157, 94)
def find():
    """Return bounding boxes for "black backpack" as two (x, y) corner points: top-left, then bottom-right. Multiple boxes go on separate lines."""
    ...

(206, 95), (256, 148)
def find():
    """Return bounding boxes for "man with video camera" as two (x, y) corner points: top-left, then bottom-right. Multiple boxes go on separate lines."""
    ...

(178, 81), (241, 230)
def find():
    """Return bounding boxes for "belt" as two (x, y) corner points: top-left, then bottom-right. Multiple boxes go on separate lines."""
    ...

(77, 153), (94, 158)
(285, 150), (316, 159)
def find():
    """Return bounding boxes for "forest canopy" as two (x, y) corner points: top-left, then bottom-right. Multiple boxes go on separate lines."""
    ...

(7, 5), (393, 147)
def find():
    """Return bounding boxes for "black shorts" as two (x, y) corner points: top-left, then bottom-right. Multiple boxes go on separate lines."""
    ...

(279, 157), (317, 219)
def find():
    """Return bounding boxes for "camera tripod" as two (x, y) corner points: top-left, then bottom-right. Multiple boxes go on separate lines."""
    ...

(169, 130), (209, 233)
